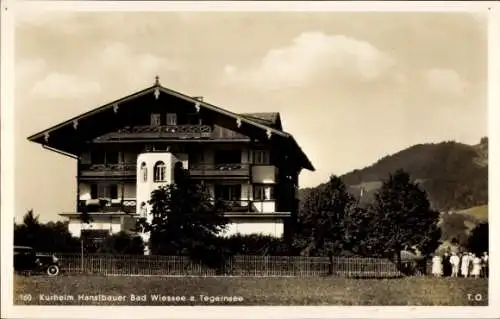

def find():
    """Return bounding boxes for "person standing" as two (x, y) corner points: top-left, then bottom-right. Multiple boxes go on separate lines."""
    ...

(471, 254), (482, 279)
(443, 252), (451, 277)
(482, 252), (489, 278)
(461, 252), (470, 278)
(450, 252), (460, 277)
(432, 254), (443, 277)
(469, 252), (474, 274)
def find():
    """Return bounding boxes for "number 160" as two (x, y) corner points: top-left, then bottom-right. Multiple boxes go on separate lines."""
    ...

(18, 294), (32, 302)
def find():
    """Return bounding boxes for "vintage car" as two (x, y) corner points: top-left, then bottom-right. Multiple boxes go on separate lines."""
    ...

(14, 246), (60, 276)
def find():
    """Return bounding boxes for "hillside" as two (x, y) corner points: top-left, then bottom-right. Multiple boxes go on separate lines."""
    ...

(300, 138), (488, 213)
(436, 204), (488, 252)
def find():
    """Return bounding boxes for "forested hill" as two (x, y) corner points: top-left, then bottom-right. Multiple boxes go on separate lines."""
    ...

(300, 138), (488, 212)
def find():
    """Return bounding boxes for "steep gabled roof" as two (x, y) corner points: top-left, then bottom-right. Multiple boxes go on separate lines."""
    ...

(27, 78), (314, 171)
(27, 83), (288, 141)
(241, 112), (281, 129)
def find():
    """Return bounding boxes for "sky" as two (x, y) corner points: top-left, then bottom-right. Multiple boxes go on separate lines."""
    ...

(13, 9), (488, 222)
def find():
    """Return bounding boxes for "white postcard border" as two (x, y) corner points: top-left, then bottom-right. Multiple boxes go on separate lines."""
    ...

(1, 1), (499, 318)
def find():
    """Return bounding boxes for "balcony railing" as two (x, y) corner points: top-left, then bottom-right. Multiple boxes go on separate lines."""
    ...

(96, 125), (213, 141)
(77, 198), (284, 216)
(218, 199), (277, 214)
(80, 163), (137, 177)
(189, 163), (250, 177)
(78, 198), (137, 214)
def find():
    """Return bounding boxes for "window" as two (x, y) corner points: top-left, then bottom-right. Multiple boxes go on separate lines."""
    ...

(151, 113), (161, 126)
(200, 182), (210, 195)
(106, 151), (119, 164)
(154, 161), (166, 182)
(140, 162), (148, 182)
(91, 151), (105, 164)
(166, 113), (177, 126)
(214, 150), (241, 164)
(214, 184), (241, 201)
(254, 185), (274, 201)
(109, 184), (118, 199)
(253, 150), (270, 165)
(97, 184), (107, 198)
(90, 184), (98, 199)
(91, 151), (120, 165)
(89, 184), (120, 199)
(140, 202), (147, 217)
(187, 114), (202, 125)
(190, 151), (205, 165)
(198, 152), (205, 163)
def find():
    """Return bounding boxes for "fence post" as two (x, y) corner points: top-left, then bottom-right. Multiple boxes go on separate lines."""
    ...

(80, 239), (84, 274)
(328, 252), (333, 276)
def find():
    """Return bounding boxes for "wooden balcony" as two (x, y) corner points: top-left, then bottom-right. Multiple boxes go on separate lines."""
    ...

(219, 200), (289, 217)
(251, 165), (278, 184)
(95, 125), (214, 141)
(189, 163), (250, 179)
(80, 163), (137, 178)
(78, 198), (137, 214)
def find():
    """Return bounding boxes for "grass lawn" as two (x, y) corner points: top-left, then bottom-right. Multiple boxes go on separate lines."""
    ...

(14, 275), (488, 306)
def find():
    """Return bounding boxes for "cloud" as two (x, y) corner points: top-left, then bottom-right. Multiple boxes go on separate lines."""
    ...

(15, 10), (89, 35)
(425, 68), (468, 96)
(97, 42), (178, 87)
(223, 32), (397, 89)
(31, 73), (101, 99)
(16, 58), (47, 87)
(21, 42), (179, 101)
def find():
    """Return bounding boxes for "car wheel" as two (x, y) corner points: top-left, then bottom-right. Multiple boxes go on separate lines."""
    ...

(47, 265), (60, 277)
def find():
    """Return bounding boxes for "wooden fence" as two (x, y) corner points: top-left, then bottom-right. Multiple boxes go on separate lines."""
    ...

(52, 253), (431, 278)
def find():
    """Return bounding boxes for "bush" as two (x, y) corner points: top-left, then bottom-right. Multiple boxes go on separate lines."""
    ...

(220, 234), (290, 256)
(95, 231), (145, 255)
(14, 210), (80, 253)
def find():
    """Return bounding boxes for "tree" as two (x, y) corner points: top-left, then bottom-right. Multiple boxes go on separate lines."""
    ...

(440, 212), (469, 247)
(14, 210), (80, 253)
(363, 169), (441, 270)
(138, 168), (228, 261)
(468, 222), (488, 255)
(292, 175), (355, 257)
(14, 210), (41, 248)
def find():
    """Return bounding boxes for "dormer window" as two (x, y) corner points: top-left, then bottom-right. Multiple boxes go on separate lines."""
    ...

(166, 113), (177, 126)
(150, 113), (161, 126)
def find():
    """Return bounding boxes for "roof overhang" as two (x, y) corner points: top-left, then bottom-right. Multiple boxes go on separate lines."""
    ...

(223, 212), (291, 218)
(27, 82), (315, 171)
(59, 212), (138, 218)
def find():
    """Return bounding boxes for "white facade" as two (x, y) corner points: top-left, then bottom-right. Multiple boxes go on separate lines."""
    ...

(70, 147), (287, 250)
(136, 152), (188, 217)
(222, 219), (284, 237)
(253, 201), (276, 213)
(252, 165), (278, 184)
(67, 216), (125, 237)
(135, 151), (187, 250)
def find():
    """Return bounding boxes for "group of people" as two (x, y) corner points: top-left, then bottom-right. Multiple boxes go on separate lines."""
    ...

(431, 251), (488, 278)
